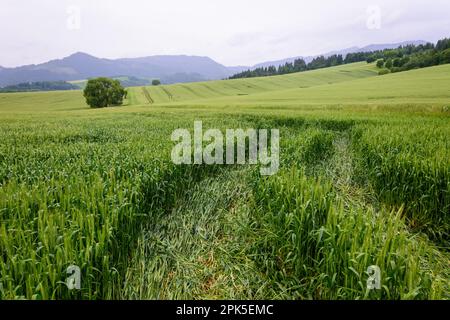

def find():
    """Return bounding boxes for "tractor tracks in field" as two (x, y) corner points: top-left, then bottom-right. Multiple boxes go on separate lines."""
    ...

(122, 165), (267, 299)
(180, 85), (205, 99)
(161, 87), (174, 101)
(141, 87), (154, 104)
(201, 84), (226, 97)
(321, 130), (376, 210)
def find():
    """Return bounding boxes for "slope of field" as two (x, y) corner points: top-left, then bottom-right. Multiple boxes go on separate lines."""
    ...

(127, 62), (379, 105)
(214, 63), (450, 106)
(0, 62), (449, 300)
(0, 62), (379, 114)
(0, 90), (83, 114)
(2, 63), (449, 114)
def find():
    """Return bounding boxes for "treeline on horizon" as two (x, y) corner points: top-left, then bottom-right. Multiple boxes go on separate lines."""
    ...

(229, 37), (450, 79)
(0, 77), (153, 93)
(0, 81), (78, 93)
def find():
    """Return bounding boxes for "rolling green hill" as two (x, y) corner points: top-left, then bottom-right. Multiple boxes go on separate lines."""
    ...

(0, 62), (449, 300)
(216, 63), (450, 106)
(127, 62), (379, 105)
(2, 62), (449, 113)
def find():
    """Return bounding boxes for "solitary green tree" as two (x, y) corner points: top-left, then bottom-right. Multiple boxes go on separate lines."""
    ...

(83, 78), (127, 108)
(152, 79), (161, 86)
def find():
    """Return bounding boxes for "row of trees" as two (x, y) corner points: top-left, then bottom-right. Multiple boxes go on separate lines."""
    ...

(229, 54), (344, 79)
(374, 39), (450, 74)
(229, 38), (450, 79)
(229, 59), (305, 78)
(0, 81), (78, 92)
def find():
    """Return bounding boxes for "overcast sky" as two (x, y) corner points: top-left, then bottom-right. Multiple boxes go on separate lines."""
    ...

(1, 0), (449, 67)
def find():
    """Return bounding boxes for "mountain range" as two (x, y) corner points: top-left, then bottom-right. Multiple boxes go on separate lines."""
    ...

(0, 40), (427, 87)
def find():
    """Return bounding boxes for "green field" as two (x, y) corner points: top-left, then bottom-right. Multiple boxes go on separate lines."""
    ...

(0, 62), (449, 299)
(127, 62), (379, 105)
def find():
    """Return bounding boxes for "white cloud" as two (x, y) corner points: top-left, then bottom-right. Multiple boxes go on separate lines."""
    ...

(0, 0), (449, 67)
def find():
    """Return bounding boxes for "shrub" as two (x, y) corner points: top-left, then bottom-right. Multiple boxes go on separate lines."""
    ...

(152, 79), (161, 86)
(384, 59), (393, 69)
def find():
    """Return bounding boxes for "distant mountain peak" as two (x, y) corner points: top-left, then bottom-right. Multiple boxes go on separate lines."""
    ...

(70, 51), (94, 57)
(64, 52), (99, 60)
(0, 53), (237, 86)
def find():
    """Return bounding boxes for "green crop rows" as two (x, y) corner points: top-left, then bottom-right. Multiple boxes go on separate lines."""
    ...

(0, 62), (449, 299)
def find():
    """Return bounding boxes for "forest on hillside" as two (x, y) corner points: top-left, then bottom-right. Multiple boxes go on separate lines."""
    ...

(229, 38), (450, 79)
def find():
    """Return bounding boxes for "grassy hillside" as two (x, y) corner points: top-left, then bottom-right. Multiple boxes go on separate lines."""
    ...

(127, 62), (379, 105)
(3, 62), (449, 112)
(0, 62), (378, 114)
(0, 62), (449, 300)
(0, 90), (84, 113)
(211, 64), (450, 106)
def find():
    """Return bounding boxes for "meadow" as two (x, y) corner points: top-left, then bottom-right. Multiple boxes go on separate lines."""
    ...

(0, 62), (449, 299)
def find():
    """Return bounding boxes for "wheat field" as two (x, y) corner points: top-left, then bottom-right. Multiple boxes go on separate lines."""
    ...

(0, 62), (449, 299)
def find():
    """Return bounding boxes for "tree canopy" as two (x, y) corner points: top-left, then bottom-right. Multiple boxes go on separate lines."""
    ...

(83, 78), (127, 108)
(372, 38), (450, 74)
